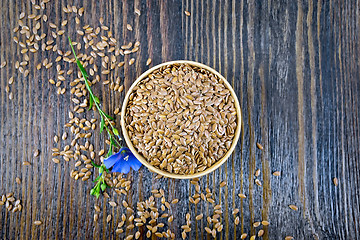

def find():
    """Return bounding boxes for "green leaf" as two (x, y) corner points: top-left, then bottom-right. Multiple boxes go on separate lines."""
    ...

(100, 117), (105, 133)
(94, 96), (100, 104)
(110, 137), (116, 146)
(69, 37), (88, 79)
(101, 183), (107, 191)
(89, 96), (93, 110)
(76, 60), (89, 79)
(90, 188), (95, 195)
(91, 160), (101, 168)
(106, 144), (113, 157)
(103, 112), (114, 121)
(93, 175), (101, 183)
(112, 128), (119, 136)
(95, 191), (100, 198)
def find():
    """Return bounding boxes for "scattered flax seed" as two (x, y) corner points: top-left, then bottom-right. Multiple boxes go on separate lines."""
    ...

(214, 205), (221, 210)
(114, 108), (120, 115)
(52, 158), (60, 164)
(23, 161), (31, 166)
(289, 204), (298, 211)
(146, 58), (152, 66)
(238, 193), (246, 199)
(109, 201), (117, 207)
(78, 7), (84, 16)
(253, 222), (261, 228)
(15, 177), (21, 184)
(34, 221), (42, 225)
(94, 214), (98, 221)
(285, 237), (294, 240)
(184, 10), (191, 16)
(250, 235), (256, 240)
(195, 214), (203, 220)
(262, 220), (270, 226)
(273, 171), (281, 176)
(256, 142), (264, 150)
(1, 61), (7, 68)
(240, 233), (248, 239)
(72, 6), (78, 13)
(33, 149), (40, 157)
(8, 77), (14, 85)
(171, 199), (179, 204)
(258, 229), (264, 237)
(234, 216), (240, 225)
(129, 58), (135, 65)
(135, 8), (141, 16)
(220, 181), (227, 187)
(333, 177), (338, 186)
(135, 232), (140, 239)
(62, 132), (68, 140)
(54, 135), (59, 143)
(255, 169), (260, 177)
(98, 149), (105, 156)
(106, 214), (112, 223)
(255, 179), (262, 186)
(125, 235), (134, 240)
(232, 209), (239, 215)
(127, 24), (133, 31)
(49, 23), (57, 28)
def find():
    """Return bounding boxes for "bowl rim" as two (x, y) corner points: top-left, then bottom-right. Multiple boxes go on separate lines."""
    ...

(121, 60), (242, 179)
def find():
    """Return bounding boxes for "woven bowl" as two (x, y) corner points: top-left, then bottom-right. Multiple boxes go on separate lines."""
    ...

(121, 60), (241, 179)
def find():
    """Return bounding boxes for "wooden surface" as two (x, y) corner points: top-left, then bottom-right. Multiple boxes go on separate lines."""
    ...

(0, 0), (359, 239)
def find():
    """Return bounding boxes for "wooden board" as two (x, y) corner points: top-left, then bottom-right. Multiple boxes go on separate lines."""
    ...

(0, 0), (359, 239)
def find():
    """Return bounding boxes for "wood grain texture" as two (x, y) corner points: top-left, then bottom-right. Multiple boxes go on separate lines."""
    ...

(1, 0), (360, 239)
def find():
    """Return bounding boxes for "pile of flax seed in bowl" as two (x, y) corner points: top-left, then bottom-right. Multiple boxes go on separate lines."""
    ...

(124, 63), (238, 175)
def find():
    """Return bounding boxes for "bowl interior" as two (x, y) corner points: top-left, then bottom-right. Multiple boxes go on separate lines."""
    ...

(121, 60), (242, 179)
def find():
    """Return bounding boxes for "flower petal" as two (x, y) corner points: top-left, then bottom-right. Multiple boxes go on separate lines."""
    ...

(104, 147), (142, 174)
(112, 159), (131, 174)
(128, 153), (142, 171)
(103, 152), (121, 169)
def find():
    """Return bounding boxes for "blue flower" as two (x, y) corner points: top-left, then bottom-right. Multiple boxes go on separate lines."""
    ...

(103, 147), (142, 174)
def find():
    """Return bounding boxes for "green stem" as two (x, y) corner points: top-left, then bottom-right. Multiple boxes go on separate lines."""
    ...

(69, 37), (120, 197)
(69, 37), (122, 147)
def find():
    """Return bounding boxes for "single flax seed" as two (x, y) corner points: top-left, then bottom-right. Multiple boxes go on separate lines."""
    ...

(273, 171), (281, 176)
(34, 221), (42, 225)
(289, 204), (298, 211)
(256, 142), (264, 150)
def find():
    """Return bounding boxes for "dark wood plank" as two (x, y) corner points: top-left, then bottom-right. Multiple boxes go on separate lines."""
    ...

(0, 0), (359, 239)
